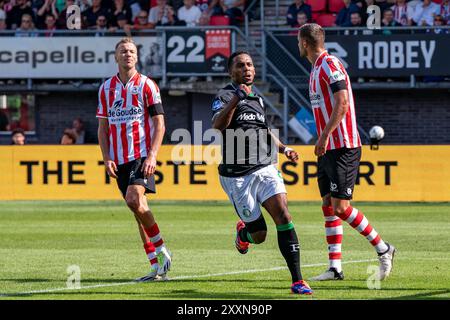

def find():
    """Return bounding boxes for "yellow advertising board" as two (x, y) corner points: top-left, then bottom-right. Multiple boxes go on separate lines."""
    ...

(0, 145), (449, 201)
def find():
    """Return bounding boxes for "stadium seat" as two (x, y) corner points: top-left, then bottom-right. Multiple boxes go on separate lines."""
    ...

(316, 13), (337, 27)
(312, 12), (320, 23)
(328, 0), (346, 13)
(432, 0), (443, 4)
(305, 0), (327, 13)
(210, 15), (230, 25)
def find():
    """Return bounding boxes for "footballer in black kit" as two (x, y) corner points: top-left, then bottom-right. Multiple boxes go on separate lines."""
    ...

(211, 51), (313, 295)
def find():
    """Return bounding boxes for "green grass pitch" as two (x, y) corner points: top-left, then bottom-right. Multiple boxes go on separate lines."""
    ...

(0, 201), (449, 300)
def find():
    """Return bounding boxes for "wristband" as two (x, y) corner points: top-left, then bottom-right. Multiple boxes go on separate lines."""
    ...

(284, 147), (294, 156)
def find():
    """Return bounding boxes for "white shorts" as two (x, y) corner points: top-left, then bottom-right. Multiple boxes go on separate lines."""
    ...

(219, 165), (287, 223)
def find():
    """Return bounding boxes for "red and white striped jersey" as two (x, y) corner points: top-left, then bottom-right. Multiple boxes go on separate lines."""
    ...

(309, 51), (361, 151)
(96, 72), (162, 165)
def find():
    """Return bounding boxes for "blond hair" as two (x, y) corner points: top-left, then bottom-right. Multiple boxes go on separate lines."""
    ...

(115, 37), (137, 51)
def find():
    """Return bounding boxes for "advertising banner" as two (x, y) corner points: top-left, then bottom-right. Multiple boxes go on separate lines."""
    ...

(274, 33), (450, 77)
(0, 36), (161, 78)
(166, 30), (231, 74)
(1, 145), (449, 201)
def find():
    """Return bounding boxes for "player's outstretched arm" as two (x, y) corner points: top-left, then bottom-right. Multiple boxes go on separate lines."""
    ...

(142, 114), (165, 178)
(315, 89), (349, 156)
(269, 129), (299, 163)
(98, 118), (118, 179)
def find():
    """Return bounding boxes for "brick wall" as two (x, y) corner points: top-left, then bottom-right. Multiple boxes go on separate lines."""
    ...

(0, 91), (191, 145)
(1, 89), (449, 145)
(353, 90), (450, 144)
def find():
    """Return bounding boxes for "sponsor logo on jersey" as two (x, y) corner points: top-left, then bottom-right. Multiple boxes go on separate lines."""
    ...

(236, 113), (265, 122)
(113, 98), (124, 110)
(154, 93), (162, 104)
(212, 99), (223, 111)
(330, 182), (338, 192)
(242, 208), (252, 217)
(108, 106), (143, 118)
(346, 188), (353, 196)
(330, 70), (345, 82)
(130, 86), (140, 94)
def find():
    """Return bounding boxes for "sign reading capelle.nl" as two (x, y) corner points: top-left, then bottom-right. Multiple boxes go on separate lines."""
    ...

(0, 37), (160, 78)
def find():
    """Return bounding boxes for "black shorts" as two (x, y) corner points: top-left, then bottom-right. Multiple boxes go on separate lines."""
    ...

(317, 147), (361, 200)
(116, 157), (156, 198)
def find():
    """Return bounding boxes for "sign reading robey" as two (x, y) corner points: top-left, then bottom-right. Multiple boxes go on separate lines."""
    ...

(0, 145), (449, 201)
(275, 33), (450, 77)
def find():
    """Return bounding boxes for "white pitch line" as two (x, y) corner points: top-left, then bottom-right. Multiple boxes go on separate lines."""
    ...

(0, 259), (378, 297)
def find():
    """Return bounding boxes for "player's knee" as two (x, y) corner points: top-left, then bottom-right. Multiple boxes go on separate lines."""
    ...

(322, 194), (331, 207)
(125, 194), (141, 213)
(251, 231), (267, 244)
(276, 207), (292, 225)
(334, 205), (349, 217)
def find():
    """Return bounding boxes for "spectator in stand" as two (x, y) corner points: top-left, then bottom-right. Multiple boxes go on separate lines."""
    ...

(90, 13), (108, 35)
(178, 0), (201, 26)
(289, 11), (307, 35)
(36, 0), (59, 29)
(82, 0), (110, 28)
(148, 0), (180, 26)
(412, 0), (440, 26)
(11, 128), (26, 145)
(56, 0), (74, 29)
(349, 11), (363, 26)
(286, 0), (311, 27)
(44, 12), (57, 35)
(6, 0), (34, 29)
(381, 8), (402, 34)
(336, 0), (361, 27)
(209, 0), (245, 25)
(131, 9), (154, 29)
(391, 0), (414, 26)
(440, 0), (450, 24)
(430, 14), (449, 33)
(111, 0), (132, 26)
(168, 0), (184, 11)
(60, 128), (77, 145)
(0, 8), (7, 30)
(72, 117), (93, 144)
(374, 0), (392, 13)
(382, 8), (402, 26)
(109, 12), (130, 32)
(15, 13), (38, 36)
(198, 10), (209, 25)
(196, 0), (209, 13)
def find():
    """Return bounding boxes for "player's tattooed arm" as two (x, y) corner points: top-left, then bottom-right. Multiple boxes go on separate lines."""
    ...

(315, 89), (349, 156)
(98, 118), (118, 179)
(143, 114), (165, 178)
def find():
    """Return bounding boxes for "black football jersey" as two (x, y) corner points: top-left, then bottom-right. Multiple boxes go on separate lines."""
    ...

(211, 83), (277, 177)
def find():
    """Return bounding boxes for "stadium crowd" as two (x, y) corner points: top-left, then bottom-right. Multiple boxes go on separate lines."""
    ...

(287, 0), (450, 30)
(0, 0), (448, 33)
(0, 0), (248, 33)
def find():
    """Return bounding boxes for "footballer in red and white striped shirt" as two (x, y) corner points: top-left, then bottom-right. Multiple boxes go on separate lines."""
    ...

(298, 24), (396, 282)
(97, 38), (171, 282)
(308, 51), (361, 151)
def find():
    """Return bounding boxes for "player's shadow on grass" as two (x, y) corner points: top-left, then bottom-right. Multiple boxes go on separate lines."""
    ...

(390, 290), (450, 300)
